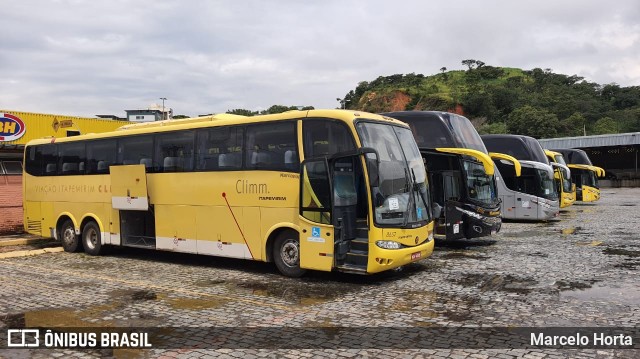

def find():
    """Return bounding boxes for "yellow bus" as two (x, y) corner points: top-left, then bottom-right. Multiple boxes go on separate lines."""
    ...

(23, 109), (435, 277)
(552, 148), (604, 202)
(544, 150), (576, 208)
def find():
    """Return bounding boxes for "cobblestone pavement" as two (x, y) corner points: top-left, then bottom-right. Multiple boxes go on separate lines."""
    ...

(1, 188), (639, 358)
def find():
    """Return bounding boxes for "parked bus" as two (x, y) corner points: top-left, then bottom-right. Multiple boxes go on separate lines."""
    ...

(381, 111), (503, 240)
(544, 150), (576, 208)
(23, 110), (435, 277)
(482, 135), (559, 220)
(552, 148), (604, 202)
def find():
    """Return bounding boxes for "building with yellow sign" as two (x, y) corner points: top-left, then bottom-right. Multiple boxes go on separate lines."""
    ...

(0, 110), (127, 234)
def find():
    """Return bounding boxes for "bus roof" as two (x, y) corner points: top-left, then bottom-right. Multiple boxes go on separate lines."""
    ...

(24, 109), (405, 147)
(481, 134), (549, 165)
(382, 111), (488, 153)
(552, 148), (593, 165)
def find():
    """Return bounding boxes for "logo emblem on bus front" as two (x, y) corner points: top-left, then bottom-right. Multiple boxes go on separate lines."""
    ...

(0, 113), (26, 142)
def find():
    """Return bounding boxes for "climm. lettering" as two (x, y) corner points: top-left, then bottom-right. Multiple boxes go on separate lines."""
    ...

(236, 180), (268, 194)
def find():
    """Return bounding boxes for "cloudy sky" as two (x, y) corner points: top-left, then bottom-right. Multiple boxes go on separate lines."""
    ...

(1, 0), (639, 118)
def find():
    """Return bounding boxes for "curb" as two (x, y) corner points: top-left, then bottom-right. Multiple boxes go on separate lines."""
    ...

(0, 237), (52, 247)
(0, 247), (64, 259)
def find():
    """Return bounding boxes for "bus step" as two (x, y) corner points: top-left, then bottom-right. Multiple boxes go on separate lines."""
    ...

(350, 238), (369, 252)
(335, 263), (367, 274)
(356, 227), (369, 238)
(345, 251), (368, 266)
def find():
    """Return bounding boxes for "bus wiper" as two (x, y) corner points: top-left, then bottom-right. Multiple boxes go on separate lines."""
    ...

(402, 167), (415, 227)
(412, 168), (430, 221)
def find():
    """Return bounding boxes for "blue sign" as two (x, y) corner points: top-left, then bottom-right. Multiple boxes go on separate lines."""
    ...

(311, 226), (321, 237)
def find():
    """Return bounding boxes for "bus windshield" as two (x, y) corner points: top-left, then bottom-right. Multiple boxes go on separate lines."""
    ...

(554, 154), (567, 166)
(463, 160), (497, 205)
(447, 114), (488, 153)
(559, 167), (572, 192)
(356, 122), (432, 227)
(537, 168), (558, 200)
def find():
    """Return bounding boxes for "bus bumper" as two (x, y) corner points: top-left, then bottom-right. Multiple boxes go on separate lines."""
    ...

(463, 214), (502, 239)
(367, 236), (435, 274)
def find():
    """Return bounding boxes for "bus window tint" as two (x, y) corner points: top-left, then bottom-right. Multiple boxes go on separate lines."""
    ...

(156, 131), (195, 172)
(40, 145), (58, 175)
(86, 140), (117, 174)
(118, 136), (154, 170)
(303, 120), (356, 158)
(245, 122), (297, 171)
(196, 126), (243, 170)
(25, 146), (41, 176)
(57, 142), (86, 175)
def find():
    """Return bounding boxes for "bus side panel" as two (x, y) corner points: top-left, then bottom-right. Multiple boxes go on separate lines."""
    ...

(156, 204), (197, 253)
(241, 207), (261, 260)
(259, 207), (299, 261)
(515, 195), (536, 219)
(110, 208), (121, 245)
(24, 201), (43, 236)
(195, 205), (251, 259)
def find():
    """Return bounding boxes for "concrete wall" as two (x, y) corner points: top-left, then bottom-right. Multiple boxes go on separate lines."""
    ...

(600, 179), (640, 188)
(0, 175), (23, 234)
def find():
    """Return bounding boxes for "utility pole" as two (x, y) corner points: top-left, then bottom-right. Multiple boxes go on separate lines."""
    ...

(160, 97), (167, 121)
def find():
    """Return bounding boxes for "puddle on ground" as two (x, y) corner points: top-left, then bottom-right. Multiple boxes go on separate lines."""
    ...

(166, 297), (224, 310)
(556, 280), (597, 291)
(603, 247), (640, 257)
(453, 273), (538, 294)
(575, 240), (603, 246)
(227, 278), (361, 305)
(560, 284), (640, 305)
(560, 226), (581, 235)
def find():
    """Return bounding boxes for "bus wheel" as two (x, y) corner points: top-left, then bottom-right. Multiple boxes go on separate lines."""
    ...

(273, 230), (306, 278)
(82, 221), (103, 256)
(59, 219), (81, 252)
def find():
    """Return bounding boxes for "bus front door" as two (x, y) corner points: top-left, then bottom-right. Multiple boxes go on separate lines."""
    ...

(441, 171), (464, 239)
(299, 158), (335, 271)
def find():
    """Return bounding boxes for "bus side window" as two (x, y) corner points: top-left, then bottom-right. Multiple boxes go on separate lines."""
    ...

(196, 126), (243, 171)
(117, 135), (154, 171)
(302, 119), (356, 159)
(155, 131), (194, 172)
(245, 122), (297, 171)
(86, 139), (117, 174)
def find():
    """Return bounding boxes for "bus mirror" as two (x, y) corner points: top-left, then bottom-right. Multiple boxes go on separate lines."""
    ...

(359, 147), (379, 160)
(432, 202), (442, 219)
(359, 147), (380, 187)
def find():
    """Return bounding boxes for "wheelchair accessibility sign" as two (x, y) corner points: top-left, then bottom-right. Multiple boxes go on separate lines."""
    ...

(307, 226), (324, 243)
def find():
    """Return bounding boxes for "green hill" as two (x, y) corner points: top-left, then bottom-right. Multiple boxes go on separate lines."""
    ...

(339, 61), (640, 138)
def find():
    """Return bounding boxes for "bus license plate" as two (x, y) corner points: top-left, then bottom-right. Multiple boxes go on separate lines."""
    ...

(411, 251), (421, 260)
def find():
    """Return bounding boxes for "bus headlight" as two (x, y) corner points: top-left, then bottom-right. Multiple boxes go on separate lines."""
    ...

(427, 232), (434, 242)
(376, 240), (402, 250)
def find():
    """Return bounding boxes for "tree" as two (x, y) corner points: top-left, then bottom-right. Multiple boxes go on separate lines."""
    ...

(440, 67), (447, 73)
(592, 117), (618, 135)
(478, 122), (507, 135)
(227, 108), (257, 116)
(507, 105), (561, 138)
(562, 112), (586, 136)
(462, 59), (477, 70)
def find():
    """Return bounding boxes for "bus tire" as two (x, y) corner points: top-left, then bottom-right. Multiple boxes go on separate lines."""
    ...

(59, 219), (82, 252)
(273, 230), (306, 278)
(82, 221), (103, 256)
